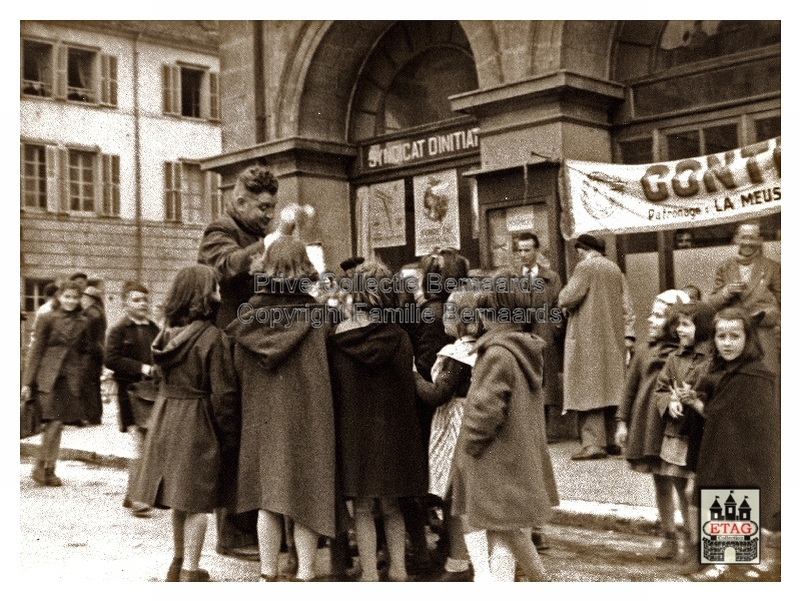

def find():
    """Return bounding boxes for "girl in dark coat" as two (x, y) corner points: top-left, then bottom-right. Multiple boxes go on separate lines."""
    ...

(689, 307), (780, 581)
(449, 273), (559, 582)
(134, 265), (239, 582)
(21, 280), (90, 486)
(614, 289), (686, 560)
(227, 236), (338, 582)
(328, 259), (428, 582)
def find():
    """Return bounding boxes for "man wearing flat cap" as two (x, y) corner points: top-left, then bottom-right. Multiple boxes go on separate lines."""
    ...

(558, 234), (629, 460)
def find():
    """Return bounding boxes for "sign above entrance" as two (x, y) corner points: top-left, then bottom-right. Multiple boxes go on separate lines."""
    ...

(362, 126), (480, 171)
(560, 137), (781, 239)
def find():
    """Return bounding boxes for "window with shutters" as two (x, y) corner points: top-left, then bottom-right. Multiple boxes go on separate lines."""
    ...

(21, 38), (117, 107)
(162, 63), (220, 121)
(164, 161), (222, 223)
(22, 144), (47, 209)
(20, 141), (120, 217)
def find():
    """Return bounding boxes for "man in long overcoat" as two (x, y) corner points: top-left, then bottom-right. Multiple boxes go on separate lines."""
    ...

(558, 234), (627, 460)
(197, 164), (296, 560)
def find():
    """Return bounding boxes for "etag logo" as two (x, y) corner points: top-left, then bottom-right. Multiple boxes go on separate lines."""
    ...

(699, 489), (760, 565)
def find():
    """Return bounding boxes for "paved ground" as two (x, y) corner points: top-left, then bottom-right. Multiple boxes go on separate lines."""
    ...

(21, 401), (665, 535)
(25, 458), (776, 584)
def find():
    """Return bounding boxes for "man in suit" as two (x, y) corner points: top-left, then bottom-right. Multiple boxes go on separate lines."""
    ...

(104, 281), (160, 516)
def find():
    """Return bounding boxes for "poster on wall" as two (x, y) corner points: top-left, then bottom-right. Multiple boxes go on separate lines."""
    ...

(368, 179), (406, 248)
(413, 169), (460, 256)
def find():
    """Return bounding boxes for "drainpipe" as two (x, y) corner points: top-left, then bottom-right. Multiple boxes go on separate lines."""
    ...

(133, 33), (143, 280)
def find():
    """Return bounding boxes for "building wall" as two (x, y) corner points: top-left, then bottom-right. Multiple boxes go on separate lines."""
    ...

(20, 21), (221, 332)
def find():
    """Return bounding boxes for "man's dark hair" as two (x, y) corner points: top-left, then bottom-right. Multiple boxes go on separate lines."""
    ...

(43, 282), (58, 298)
(121, 280), (149, 300)
(516, 232), (540, 249)
(237, 165), (279, 196)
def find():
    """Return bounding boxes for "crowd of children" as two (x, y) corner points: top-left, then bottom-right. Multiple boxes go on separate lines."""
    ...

(22, 236), (780, 583)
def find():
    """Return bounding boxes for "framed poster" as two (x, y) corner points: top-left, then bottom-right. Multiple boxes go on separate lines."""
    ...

(413, 169), (460, 256)
(368, 179), (406, 248)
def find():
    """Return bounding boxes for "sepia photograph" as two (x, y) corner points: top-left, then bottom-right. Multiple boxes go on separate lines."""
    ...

(18, 12), (783, 590)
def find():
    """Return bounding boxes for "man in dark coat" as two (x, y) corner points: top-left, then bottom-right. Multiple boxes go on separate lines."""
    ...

(197, 164), (298, 560)
(104, 281), (160, 515)
(81, 286), (107, 425)
(558, 234), (628, 461)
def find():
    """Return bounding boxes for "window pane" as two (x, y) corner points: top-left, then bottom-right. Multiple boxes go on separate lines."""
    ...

(657, 21), (780, 70)
(703, 123), (738, 154)
(22, 40), (53, 97)
(22, 145), (47, 208)
(382, 47), (478, 134)
(181, 68), (204, 118)
(755, 116), (780, 142)
(618, 138), (652, 164)
(68, 150), (95, 212)
(67, 48), (95, 102)
(183, 164), (204, 224)
(666, 130), (700, 160)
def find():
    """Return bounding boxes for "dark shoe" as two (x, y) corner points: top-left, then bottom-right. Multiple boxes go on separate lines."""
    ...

(655, 534), (678, 560)
(122, 496), (132, 509)
(43, 467), (62, 487)
(571, 446), (607, 460)
(179, 568), (211, 582)
(32, 461), (47, 486)
(216, 544), (260, 561)
(532, 531), (550, 551)
(606, 444), (622, 456)
(259, 574), (279, 582)
(166, 557), (183, 582)
(131, 501), (152, 517)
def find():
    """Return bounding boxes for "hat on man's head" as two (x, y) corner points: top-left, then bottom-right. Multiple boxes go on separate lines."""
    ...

(575, 234), (605, 254)
(340, 256), (365, 272)
(83, 286), (103, 301)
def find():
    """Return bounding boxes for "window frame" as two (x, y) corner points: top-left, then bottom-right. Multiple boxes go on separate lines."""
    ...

(163, 160), (223, 224)
(21, 37), (117, 108)
(20, 140), (121, 217)
(162, 62), (220, 122)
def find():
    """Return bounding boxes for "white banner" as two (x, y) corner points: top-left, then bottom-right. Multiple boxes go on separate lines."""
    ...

(560, 137), (781, 239)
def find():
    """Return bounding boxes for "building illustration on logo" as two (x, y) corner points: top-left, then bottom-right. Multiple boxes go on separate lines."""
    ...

(701, 490), (760, 564)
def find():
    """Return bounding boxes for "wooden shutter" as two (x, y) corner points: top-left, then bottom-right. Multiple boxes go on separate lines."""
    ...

(209, 71), (220, 121)
(162, 64), (180, 115)
(164, 161), (182, 221)
(101, 154), (120, 216)
(100, 54), (118, 107)
(44, 145), (63, 213)
(59, 147), (69, 212)
(54, 44), (68, 100)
